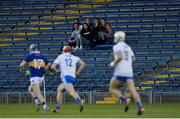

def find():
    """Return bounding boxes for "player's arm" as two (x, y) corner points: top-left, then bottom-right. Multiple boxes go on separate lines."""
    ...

(76, 59), (85, 77)
(20, 60), (26, 70)
(110, 51), (123, 67)
(44, 56), (51, 70)
(132, 56), (136, 62)
(20, 55), (30, 70)
(51, 63), (59, 73)
(51, 56), (60, 73)
(130, 48), (136, 62)
(45, 63), (51, 70)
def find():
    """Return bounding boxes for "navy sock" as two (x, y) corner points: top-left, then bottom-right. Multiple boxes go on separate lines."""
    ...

(75, 98), (81, 105)
(119, 96), (126, 104)
(136, 101), (142, 110)
(55, 102), (61, 109)
(42, 102), (46, 106)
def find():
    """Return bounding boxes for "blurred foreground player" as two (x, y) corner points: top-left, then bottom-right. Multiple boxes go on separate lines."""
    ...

(20, 44), (49, 112)
(109, 31), (145, 115)
(51, 46), (85, 112)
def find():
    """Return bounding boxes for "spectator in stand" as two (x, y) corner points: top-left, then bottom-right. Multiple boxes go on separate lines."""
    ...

(93, 18), (105, 45)
(69, 23), (82, 50)
(98, 18), (114, 43)
(85, 18), (94, 31)
(81, 23), (95, 49)
(72, 18), (83, 31)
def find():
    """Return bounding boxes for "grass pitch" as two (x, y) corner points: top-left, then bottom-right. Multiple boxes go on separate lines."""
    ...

(0, 103), (180, 118)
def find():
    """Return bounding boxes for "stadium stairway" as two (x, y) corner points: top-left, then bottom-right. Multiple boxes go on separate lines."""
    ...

(96, 93), (131, 104)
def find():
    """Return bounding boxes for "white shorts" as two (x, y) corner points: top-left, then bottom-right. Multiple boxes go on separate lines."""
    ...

(30, 76), (44, 86)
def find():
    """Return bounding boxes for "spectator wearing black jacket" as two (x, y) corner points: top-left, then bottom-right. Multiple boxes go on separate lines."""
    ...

(81, 23), (95, 49)
(85, 18), (94, 31)
(93, 18), (105, 45)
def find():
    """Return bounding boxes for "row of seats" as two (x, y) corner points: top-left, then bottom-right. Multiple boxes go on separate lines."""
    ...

(0, 0), (179, 93)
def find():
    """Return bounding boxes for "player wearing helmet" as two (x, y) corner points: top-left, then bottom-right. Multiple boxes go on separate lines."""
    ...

(109, 31), (145, 115)
(51, 46), (85, 112)
(20, 44), (50, 112)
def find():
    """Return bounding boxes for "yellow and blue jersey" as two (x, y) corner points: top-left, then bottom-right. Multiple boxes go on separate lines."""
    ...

(25, 51), (48, 77)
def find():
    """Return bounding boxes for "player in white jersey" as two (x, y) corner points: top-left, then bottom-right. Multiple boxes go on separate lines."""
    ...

(109, 31), (144, 115)
(51, 46), (85, 112)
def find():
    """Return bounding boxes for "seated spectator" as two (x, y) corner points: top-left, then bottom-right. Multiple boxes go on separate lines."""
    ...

(93, 18), (106, 45)
(68, 37), (76, 49)
(72, 18), (82, 31)
(85, 18), (94, 31)
(98, 18), (114, 43)
(69, 23), (82, 50)
(81, 23), (95, 49)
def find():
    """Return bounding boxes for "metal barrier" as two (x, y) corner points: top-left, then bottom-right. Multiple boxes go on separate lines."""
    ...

(0, 91), (180, 104)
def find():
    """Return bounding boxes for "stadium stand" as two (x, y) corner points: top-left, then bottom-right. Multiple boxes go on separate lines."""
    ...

(0, 0), (180, 103)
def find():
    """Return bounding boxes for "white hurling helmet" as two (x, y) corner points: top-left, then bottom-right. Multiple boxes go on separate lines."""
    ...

(114, 31), (126, 43)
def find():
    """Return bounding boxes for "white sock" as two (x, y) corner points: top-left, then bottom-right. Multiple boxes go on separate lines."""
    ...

(34, 97), (38, 104)
(43, 104), (48, 110)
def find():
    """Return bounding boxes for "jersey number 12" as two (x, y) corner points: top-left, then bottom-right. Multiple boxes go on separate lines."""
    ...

(65, 58), (72, 67)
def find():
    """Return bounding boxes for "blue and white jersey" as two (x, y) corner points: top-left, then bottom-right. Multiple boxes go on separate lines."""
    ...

(24, 51), (48, 78)
(53, 53), (80, 78)
(113, 42), (135, 77)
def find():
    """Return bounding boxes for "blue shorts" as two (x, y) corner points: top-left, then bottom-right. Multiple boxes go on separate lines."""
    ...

(62, 75), (76, 85)
(112, 76), (133, 82)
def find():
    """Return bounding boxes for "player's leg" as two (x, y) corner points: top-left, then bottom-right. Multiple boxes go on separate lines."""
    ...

(28, 85), (39, 104)
(75, 38), (80, 49)
(62, 75), (84, 112)
(79, 37), (82, 49)
(126, 79), (144, 115)
(31, 84), (48, 111)
(28, 85), (34, 97)
(32, 84), (45, 103)
(64, 83), (84, 112)
(28, 85), (41, 112)
(53, 83), (64, 112)
(56, 84), (64, 108)
(30, 77), (48, 112)
(109, 78), (130, 112)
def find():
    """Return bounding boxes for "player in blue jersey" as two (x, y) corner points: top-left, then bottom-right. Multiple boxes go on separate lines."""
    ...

(20, 44), (50, 112)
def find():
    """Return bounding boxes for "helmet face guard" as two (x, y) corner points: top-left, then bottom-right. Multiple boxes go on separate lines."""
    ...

(63, 46), (73, 53)
(29, 44), (39, 52)
(114, 31), (126, 43)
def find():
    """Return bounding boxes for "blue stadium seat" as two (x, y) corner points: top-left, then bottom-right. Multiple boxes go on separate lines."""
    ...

(0, 0), (179, 93)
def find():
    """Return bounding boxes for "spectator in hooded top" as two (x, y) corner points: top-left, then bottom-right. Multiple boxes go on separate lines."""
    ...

(84, 18), (94, 31)
(98, 18), (114, 43)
